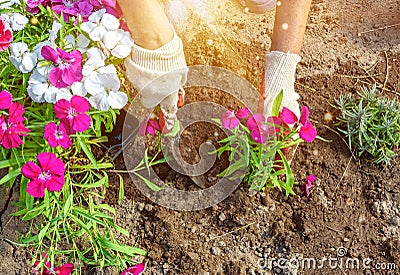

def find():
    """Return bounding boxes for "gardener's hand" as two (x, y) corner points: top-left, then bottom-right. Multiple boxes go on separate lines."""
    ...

(260, 51), (301, 119)
(124, 30), (188, 131)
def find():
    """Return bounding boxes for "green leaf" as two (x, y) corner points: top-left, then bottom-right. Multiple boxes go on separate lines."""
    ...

(134, 172), (163, 192)
(97, 237), (147, 256)
(165, 119), (181, 137)
(77, 135), (98, 169)
(277, 150), (295, 196)
(118, 174), (124, 205)
(63, 193), (73, 217)
(0, 169), (21, 186)
(271, 90), (284, 117)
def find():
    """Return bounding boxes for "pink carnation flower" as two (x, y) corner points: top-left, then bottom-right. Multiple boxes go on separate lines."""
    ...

(0, 16), (13, 51)
(44, 122), (72, 149)
(54, 95), (91, 134)
(41, 46), (83, 88)
(32, 252), (74, 275)
(305, 175), (316, 197)
(21, 152), (65, 198)
(120, 263), (145, 275)
(0, 103), (30, 149)
(0, 90), (12, 110)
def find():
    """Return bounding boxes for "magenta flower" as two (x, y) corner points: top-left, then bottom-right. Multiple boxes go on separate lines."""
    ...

(21, 152), (65, 198)
(32, 252), (74, 275)
(27, 0), (50, 13)
(51, 0), (78, 21)
(120, 263), (145, 275)
(235, 107), (251, 119)
(0, 103), (30, 149)
(139, 117), (160, 136)
(41, 46), (83, 88)
(0, 90), (12, 109)
(0, 16), (13, 51)
(305, 175), (316, 197)
(44, 122), (72, 149)
(280, 106), (317, 142)
(221, 110), (240, 129)
(54, 95), (91, 134)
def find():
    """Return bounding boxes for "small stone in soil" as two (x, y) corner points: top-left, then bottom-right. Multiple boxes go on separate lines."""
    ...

(219, 212), (226, 222)
(145, 204), (153, 211)
(137, 202), (145, 212)
(211, 246), (221, 255)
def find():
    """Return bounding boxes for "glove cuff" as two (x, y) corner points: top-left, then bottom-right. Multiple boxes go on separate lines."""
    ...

(124, 30), (188, 93)
(130, 31), (187, 72)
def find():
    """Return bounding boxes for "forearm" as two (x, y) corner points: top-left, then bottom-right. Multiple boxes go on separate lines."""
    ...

(271, 0), (312, 54)
(117, 0), (173, 49)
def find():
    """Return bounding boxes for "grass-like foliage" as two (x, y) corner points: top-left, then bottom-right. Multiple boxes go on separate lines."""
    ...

(335, 84), (400, 165)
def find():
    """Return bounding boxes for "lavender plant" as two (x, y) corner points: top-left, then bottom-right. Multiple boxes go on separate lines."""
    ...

(335, 84), (400, 165)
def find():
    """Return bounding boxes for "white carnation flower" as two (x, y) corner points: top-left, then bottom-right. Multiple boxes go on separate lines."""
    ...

(9, 42), (37, 73)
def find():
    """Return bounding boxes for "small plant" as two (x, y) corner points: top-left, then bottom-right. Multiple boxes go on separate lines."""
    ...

(334, 84), (400, 165)
(215, 91), (318, 195)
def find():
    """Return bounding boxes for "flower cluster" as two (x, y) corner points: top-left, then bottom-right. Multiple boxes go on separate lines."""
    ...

(220, 106), (317, 144)
(4, 0), (130, 111)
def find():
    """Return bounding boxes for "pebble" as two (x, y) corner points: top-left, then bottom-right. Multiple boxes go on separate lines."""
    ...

(219, 212), (226, 222)
(199, 270), (210, 275)
(211, 246), (221, 255)
(145, 204), (153, 211)
(137, 202), (145, 212)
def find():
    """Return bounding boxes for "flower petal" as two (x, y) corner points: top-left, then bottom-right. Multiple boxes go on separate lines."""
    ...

(21, 161), (41, 180)
(120, 263), (145, 275)
(108, 91), (128, 109)
(280, 107), (298, 125)
(221, 110), (240, 129)
(235, 107), (251, 119)
(299, 106), (310, 126)
(0, 90), (12, 109)
(299, 121), (317, 142)
(71, 95), (90, 113)
(26, 179), (45, 198)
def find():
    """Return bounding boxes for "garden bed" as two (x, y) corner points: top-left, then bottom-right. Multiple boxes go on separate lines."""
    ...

(1, 0), (400, 274)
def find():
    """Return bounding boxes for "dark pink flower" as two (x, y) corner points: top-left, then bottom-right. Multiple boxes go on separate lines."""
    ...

(120, 263), (145, 275)
(44, 122), (72, 149)
(221, 110), (240, 130)
(0, 103), (30, 149)
(41, 46), (83, 88)
(305, 175), (316, 197)
(27, 0), (50, 13)
(21, 152), (65, 198)
(54, 96), (91, 134)
(0, 90), (12, 109)
(139, 117), (160, 136)
(0, 16), (13, 51)
(32, 253), (74, 275)
(279, 106), (317, 142)
(235, 107), (251, 119)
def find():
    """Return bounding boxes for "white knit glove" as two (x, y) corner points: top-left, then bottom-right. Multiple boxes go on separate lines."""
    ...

(263, 51), (301, 118)
(125, 31), (188, 130)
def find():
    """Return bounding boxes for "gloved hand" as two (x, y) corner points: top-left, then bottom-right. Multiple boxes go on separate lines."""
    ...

(261, 51), (301, 119)
(125, 30), (188, 131)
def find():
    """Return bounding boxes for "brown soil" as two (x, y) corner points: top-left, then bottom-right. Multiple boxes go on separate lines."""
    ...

(1, 0), (400, 274)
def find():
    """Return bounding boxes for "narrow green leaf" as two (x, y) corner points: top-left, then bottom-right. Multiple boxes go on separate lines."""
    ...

(77, 135), (98, 169)
(134, 172), (163, 191)
(0, 169), (21, 186)
(271, 90), (284, 116)
(118, 174), (124, 205)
